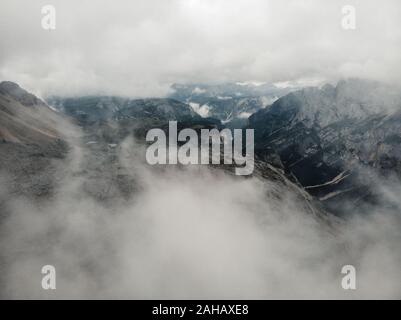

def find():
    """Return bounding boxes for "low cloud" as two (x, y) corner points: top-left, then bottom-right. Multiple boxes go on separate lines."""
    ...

(1, 136), (400, 299)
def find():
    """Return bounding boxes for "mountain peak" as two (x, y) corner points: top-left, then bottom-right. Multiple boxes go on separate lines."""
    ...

(0, 81), (20, 90)
(0, 81), (44, 107)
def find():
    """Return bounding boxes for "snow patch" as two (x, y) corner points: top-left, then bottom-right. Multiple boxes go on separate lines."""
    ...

(260, 95), (279, 107)
(237, 112), (252, 119)
(192, 87), (206, 95)
(235, 81), (266, 87)
(189, 102), (210, 118)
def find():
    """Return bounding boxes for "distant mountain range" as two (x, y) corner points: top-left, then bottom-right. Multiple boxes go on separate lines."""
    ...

(169, 82), (294, 126)
(47, 96), (199, 123)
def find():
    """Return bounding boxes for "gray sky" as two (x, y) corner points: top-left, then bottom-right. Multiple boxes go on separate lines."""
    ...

(1, 0), (400, 97)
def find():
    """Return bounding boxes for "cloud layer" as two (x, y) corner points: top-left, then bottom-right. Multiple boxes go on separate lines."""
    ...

(1, 136), (401, 299)
(1, 0), (401, 97)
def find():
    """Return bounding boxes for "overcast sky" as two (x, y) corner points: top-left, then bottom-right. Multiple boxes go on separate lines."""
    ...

(0, 0), (400, 97)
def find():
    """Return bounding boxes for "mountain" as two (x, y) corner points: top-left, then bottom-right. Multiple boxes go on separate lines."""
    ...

(170, 82), (292, 102)
(47, 96), (201, 124)
(0, 81), (47, 108)
(46, 95), (224, 144)
(47, 82), (292, 129)
(1, 82), (344, 299)
(248, 79), (401, 214)
(8, 79), (398, 217)
(0, 82), (332, 221)
(2, 81), (401, 299)
(0, 81), (62, 144)
(169, 82), (294, 124)
(0, 81), (71, 200)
